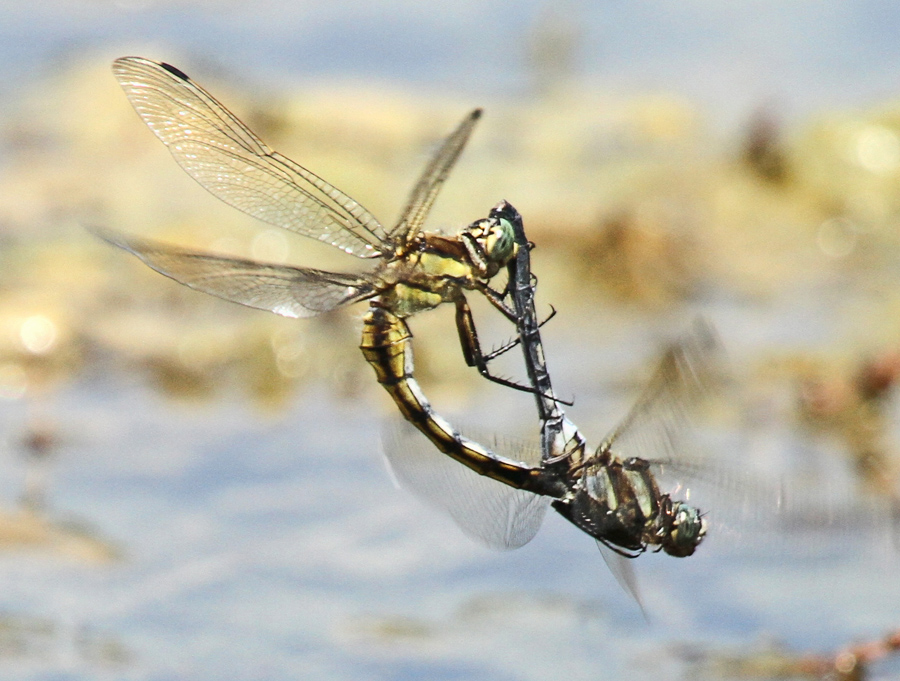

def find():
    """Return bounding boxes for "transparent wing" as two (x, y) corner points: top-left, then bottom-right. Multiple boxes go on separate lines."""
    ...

(112, 57), (390, 259)
(596, 542), (645, 615)
(94, 227), (375, 318)
(387, 109), (482, 244)
(381, 419), (549, 550)
(651, 456), (900, 557)
(597, 319), (720, 465)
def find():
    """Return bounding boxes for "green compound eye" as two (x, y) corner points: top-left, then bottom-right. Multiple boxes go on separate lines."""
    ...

(665, 503), (706, 557)
(484, 218), (516, 264)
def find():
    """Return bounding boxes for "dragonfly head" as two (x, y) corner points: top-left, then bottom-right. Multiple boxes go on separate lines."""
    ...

(661, 501), (707, 557)
(462, 216), (518, 275)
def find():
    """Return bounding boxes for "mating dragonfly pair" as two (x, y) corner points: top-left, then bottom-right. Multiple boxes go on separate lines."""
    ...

(100, 57), (712, 575)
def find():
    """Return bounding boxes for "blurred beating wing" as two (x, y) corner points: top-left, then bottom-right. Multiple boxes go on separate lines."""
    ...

(112, 57), (390, 259)
(586, 321), (719, 610)
(597, 320), (720, 465)
(382, 419), (549, 550)
(387, 109), (483, 245)
(597, 321), (898, 557)
(650, 454), (900, 556)
(93, 227), (375, 318)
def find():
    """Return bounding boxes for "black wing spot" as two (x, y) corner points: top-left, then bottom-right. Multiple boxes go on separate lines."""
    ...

(160, 62), (190, 81)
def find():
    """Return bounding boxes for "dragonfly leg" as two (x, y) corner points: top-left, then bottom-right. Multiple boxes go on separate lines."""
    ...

(476, 281), (518, 322)
(475, 275), (557, 361)
(455, 297), (569, 404)
(482, 306), (557, 363)
(496, 252), (537, 311)
(597, 535), (644, 559)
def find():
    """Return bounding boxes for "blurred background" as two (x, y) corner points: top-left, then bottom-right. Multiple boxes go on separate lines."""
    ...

(1, 1), (900, 679)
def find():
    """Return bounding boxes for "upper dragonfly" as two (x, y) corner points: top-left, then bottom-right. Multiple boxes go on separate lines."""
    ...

(100, 57), (547, 421)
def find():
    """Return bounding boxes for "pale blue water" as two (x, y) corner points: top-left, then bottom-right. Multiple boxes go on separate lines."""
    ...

(0, 331), (896, 679)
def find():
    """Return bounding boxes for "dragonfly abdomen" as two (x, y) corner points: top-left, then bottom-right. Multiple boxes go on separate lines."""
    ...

(360, 305), (562, 496)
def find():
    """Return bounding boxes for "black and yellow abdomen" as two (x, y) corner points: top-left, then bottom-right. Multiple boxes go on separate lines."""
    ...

(359, 304), (557, 494)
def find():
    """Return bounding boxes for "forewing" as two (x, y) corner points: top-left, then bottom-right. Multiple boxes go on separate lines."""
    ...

(94, 228), (375, 318)
(112, 57), (390, 258)
(381, 419), (549, 550)
(598, 320), (720, 465)
(388, 109), (482, 244)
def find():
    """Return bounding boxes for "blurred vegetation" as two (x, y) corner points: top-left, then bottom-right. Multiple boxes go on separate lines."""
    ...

(3, 55), (900, 410)
(680, 627), (900, 681)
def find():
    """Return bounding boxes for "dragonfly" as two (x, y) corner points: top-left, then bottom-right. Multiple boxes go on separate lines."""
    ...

(385, 204), (900, 605)
(98, 56), (559, 470)
(504, 201), (711, 559)
(384, 315), (715, 556)
(384, 202), (714, 588)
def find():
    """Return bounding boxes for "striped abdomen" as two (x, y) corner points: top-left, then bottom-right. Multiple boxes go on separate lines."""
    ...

(359, 305), (561, 496)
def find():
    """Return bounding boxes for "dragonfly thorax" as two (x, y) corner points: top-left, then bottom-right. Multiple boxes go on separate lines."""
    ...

(461, 217), (518, 277)
(372, 234), (484, 318)
(549, 450), (708, 558)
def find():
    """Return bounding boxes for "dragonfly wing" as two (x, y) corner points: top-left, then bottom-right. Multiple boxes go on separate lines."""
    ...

(598, 319), (720, 464)
(112, 57), (390, 259)
(381, 419), (549, 550)
(94, 227), (375, 317)
(650, 456), (900, 556)
(596, 541), (645, 614)
(650, 457), (781, 543)
(387, 109), (482, 245)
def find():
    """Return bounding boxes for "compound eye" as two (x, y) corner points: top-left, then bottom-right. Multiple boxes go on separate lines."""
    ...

(665, 503), (706, 557)
(484, 218), (516, 264)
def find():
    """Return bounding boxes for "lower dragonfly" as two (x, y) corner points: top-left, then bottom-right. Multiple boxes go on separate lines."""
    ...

(504, 200), (711, 560)
(383, 202), (714, 576)
(97, 57), (556, 455)
(384, 206), (900, 605)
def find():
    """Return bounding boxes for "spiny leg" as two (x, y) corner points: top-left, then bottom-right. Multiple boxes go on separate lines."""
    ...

(475, 262), (541, 326)
(455, 296), (568, 403)
(474, 276), (547, 358)
(482, 306), (557, 363)
(476, 280), (518, 323)
(598, 536), (644, 559)
(474, 275), (572, 405)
